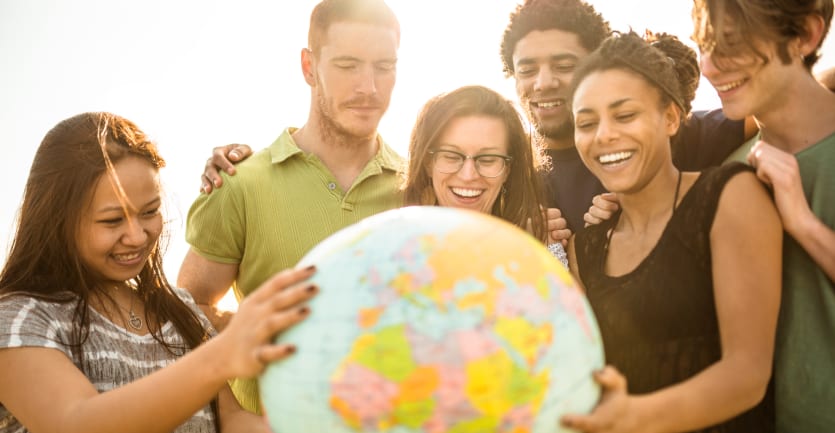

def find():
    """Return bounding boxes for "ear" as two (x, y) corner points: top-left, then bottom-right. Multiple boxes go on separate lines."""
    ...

(664, 103), (682, 137)
(301, 48), (316, 86)
(795, 14), (827, 59)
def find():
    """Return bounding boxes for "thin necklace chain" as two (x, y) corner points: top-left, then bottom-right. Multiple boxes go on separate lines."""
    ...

(112, 289), (143, 331)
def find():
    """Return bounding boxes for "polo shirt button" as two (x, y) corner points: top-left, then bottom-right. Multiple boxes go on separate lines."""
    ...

(327, 182), (337, 190)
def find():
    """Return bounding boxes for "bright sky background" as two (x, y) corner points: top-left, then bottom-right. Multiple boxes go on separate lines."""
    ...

(2, 0), (834, 287)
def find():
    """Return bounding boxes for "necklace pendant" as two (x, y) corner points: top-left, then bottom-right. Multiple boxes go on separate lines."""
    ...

(128, 312), (143, 330)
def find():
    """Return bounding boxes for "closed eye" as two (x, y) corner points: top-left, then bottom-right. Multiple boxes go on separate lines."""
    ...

(615, 112), (637, 122)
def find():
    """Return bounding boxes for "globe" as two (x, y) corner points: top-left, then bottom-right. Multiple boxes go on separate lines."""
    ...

(260, 206), (604, 433)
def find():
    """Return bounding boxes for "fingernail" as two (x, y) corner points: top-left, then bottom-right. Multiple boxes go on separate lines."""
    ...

(298, 306), (310, 316)
(202, 184), (208, 193)
(286, 345), (297, 354)
(230, 150), (239, 159)
(213, 180), (220, 187)
(306, 284), (318, 294)
(303, 264), (317, 272)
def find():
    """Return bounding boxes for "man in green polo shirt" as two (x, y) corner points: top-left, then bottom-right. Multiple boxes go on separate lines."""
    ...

(177, 0), (404, 413)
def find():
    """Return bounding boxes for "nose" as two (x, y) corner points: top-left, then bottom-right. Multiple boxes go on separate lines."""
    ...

(356, 64), (378, 96)
(121, 217), (149, 247)
(595, 117), (616, 144)
(456, 157), (480, 180)
(534, 67), (558, 92)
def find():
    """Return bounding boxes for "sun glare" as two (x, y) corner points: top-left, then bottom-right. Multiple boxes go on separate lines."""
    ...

(0, 0), (833, 288)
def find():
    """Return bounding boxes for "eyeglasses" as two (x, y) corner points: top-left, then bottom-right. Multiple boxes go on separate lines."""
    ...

(428, 149), (512, 178)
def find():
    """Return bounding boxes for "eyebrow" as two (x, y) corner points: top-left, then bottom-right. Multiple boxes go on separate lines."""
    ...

(437, 144), (505, 153)
(331, 56), (398, 63)
(576, 97), (632, 115)
(515, 53), (579, 67)
(97, 196), (161, 214)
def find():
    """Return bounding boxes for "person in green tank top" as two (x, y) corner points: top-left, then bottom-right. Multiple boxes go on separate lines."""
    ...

(693, 1), (835, 431)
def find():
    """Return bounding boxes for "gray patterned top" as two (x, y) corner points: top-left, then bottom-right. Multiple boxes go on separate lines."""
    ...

(0, 288), (216, 433)
(547, 242), (570, 268)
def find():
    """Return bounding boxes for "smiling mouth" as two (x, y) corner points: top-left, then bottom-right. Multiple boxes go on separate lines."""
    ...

(532, 99), (565, 109)
(598, 151), (634, 165)
(714, 78), (747, 92)
(112, 251), (143, 263)
(451, 187), (484, 198)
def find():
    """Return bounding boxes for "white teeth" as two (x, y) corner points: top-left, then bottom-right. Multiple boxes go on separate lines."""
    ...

(598, 151), (634, 164)
(451, 188), (483, 198)
(535, 100), (564, 109)
(715, 79), (746, 92)
(113, 252), (141, 261)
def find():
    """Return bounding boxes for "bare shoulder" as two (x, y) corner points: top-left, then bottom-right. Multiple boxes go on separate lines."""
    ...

(712, 167), (782, 237)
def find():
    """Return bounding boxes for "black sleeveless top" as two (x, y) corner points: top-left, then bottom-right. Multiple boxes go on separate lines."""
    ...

(575, 163), (774, 433)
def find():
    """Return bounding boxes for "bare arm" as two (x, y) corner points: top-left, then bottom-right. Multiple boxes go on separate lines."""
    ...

(0, 267), (317, 433)
(201, 144), (253, 194)
(563, 172), (782, 433)
(218, 385), (272, 433)
(749, 141), (835, 281)
(178, 249), (240, 331)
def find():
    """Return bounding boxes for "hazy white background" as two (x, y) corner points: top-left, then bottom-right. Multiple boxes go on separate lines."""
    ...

(2, 0), (834, 286)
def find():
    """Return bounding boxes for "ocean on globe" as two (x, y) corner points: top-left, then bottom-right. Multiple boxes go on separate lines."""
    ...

(260, 206), (604, 433)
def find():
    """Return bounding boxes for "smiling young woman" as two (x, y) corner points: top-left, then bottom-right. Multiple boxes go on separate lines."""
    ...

(561, 32), (782, 433)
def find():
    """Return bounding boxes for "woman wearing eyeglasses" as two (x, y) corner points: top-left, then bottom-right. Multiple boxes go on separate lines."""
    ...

(401, 85), (567, 266)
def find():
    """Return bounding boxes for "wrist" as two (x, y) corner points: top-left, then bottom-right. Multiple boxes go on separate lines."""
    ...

(630, 395), (662, 433)
(784, 206), (817, 243)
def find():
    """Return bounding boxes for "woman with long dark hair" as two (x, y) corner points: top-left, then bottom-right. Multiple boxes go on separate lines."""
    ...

(0, 112), (316, 432)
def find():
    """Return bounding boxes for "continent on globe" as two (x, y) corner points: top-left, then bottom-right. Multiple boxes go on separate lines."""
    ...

(260, 206), (604, 433)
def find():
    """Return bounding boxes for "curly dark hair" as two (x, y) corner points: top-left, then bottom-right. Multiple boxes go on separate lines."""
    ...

(500, 0), (611, 77)
(644, 31), (701, 115)
(569, 31), (701, 123)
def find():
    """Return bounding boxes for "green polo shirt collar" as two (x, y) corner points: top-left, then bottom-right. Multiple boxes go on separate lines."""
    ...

(269, 127), (402, 173)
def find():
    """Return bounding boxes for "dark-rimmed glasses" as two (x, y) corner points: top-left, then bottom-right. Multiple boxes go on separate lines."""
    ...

(428, 149), (512, 178)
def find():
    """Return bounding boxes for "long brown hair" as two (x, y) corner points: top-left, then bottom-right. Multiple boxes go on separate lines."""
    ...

(402, 85), (549, 242)
(0, 112), (209, 360)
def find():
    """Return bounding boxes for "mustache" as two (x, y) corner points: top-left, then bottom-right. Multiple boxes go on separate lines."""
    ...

(341, 96), (383, 108)
(522, 90), (565, 102)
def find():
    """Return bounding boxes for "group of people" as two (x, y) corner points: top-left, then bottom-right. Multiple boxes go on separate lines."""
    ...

(0, 0), (832, 432)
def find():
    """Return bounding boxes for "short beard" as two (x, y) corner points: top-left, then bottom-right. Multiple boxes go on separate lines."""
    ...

(534, 117), (574, 142)
(315, 78), (376, 148)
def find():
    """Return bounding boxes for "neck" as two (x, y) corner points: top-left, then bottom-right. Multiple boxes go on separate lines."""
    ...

(615, 164), (681, 235)
(91, 283), (146, 332)
(540, 134), (575, 151)
(756, 73), (835, 153)
(293, 122), (379, 191)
